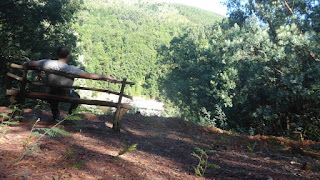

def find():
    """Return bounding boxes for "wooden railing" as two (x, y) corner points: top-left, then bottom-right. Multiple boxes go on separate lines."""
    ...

(6, 63), (135, 131)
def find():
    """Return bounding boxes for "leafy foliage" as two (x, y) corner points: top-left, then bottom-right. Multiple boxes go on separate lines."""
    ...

(173, 4), (225, 25)
(160, 0), (320, 140)
(115, 143), (138, 159)
(2, 0), (320, 141)
(191, 147), (220, 178)
(72, 0), (224, 98)
(0, 0), (81, 105)
(35, 127), (72, 137)
(0, 106), (20, 136)
(18, 111), (82, 161)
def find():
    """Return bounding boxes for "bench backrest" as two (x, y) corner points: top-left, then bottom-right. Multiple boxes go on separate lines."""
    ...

(7, 63), (134, 109)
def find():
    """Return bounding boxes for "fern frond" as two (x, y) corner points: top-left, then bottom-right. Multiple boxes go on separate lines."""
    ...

(50, 127), (73, 137)
(192, 146), (220, 177)
(117, 144), (138, 157)
(31, 131), (41, 136)
(14, 116), (24, 119)
(207, 149), (216, 154)
(194, 167), (202, 177)
(0, 113), (10, 118)
(191, 152), (201, 160)
(208, 163), (220, 169)
(28, 145), (41, 151)
(1, 121), (19, 125)
(36, 127), (73, 137)
(195, 146), (206, 155)
(66, 115), (83, 121)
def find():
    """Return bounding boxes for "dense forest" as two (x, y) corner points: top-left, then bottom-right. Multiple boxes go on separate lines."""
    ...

(71, 0), (224, 97)
(1, 0), (320, 141)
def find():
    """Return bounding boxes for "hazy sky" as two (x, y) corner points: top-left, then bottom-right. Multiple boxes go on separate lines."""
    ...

(154, 0), (228, 16)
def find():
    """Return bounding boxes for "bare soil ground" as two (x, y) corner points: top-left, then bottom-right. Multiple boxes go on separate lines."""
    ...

(0, 106), (320, 180)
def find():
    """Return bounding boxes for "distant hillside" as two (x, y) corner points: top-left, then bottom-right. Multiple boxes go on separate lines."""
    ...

(173, 4), (225, 25)
(85, 0), (225, 24)
(73, 0), (225, 98)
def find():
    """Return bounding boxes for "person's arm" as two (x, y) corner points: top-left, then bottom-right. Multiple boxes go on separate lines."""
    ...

(79, 72), (117, 82)
(23, 60), (43, 70)
(27, 61), (41, 67)
(23, 60), (44, 81)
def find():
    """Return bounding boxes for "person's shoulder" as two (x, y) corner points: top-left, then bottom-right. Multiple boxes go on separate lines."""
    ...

(38, 59), (54, 63)
(40, 59), (53, 61)
(69, 64), (79, 68)
(68, 64), (84, 74)
(39, 59), (60, 69)
(37, 59), (52, 65)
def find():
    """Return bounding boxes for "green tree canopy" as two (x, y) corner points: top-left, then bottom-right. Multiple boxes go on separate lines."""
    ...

(160, 0), (320, 140)
(0, 0), (81, 104)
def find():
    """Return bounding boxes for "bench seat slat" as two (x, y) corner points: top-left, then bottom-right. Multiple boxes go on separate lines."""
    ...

(7, 73), (23, 81)
(31, 82), (133, 100)
(26, 92), (132, 109)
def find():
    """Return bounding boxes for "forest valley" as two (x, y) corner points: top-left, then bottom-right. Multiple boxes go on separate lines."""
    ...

(1, 0), (320, 179)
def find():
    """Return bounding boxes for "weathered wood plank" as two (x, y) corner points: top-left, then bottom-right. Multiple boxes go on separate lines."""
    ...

(26, 92), (132, 109)
(7, 73), (23, 81)
(6, 89), (133, 113)
(10, 63), (135, 85)
(6, 89), (19, 96)
(6, 89), (19, 103)
(113, 78), (128, 131)
(10, 63), (23, 69)
(10, 63), (134, 131)
(113, 108), (128, 132)
(31, 82), (133, 100)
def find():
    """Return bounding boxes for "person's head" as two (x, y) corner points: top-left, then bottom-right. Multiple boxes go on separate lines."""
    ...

(56, 46), (70, 59)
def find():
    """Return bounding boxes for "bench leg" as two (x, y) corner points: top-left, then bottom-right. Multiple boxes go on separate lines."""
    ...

(113, 107), (127, 132)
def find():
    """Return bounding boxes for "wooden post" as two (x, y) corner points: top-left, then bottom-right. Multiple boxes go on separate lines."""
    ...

(14, 64), (28, 120)
(113, 78), (127, 131)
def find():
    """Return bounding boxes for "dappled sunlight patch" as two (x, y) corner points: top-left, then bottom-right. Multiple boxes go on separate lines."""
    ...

(114, 150), (193, 179)
(72, 133), (120, 156)
(122, 125), (155, 136)
(200, 125), (231, 134)
(104, 121), (113, 128)
(11, 159), (38, 168)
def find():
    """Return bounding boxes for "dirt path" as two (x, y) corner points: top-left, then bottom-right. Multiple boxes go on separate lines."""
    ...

(0, 107), (319, 179)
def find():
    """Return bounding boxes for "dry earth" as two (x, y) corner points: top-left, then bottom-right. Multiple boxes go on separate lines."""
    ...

(0, 107), (320, 180)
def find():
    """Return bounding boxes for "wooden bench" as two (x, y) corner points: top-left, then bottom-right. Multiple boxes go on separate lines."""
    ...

(6, 63), (135, 131)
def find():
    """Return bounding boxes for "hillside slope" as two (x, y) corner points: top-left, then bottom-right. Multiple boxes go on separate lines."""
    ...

(72, 0), (224, 98)
(0, 107), (319, 179)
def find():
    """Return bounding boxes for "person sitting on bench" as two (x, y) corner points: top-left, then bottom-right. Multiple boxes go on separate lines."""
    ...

(25, 46), (116, 121)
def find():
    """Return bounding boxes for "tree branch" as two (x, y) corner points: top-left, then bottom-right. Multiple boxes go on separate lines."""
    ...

(281, 0), (319, 62)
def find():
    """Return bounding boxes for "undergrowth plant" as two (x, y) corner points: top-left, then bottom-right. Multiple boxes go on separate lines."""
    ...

(0, 105), (21, 136)
(18, 109), (82, 161)
(191, 147), (220, 179)
(246, 142), (257, 153)
(115, 143), (138, 159)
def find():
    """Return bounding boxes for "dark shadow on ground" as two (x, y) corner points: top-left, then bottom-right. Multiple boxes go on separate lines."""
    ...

(2, 109), (319, 179)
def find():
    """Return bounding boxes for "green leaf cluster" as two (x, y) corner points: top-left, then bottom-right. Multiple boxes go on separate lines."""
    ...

(115, 143), (138, 159)
(0, 0), (81, 105)
(0, 105), (20, 136)
(35, 127), (73, 137)
(71, 0), (224, 98)
(191, 147), (220, 178)
(160, 0), (320, 140)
